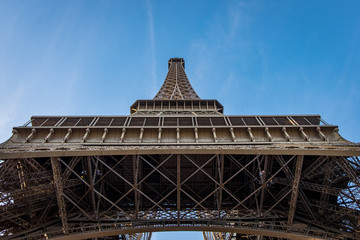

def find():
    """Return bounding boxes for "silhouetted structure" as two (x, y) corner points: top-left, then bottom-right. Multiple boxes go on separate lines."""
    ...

(0, 58), (359, 240)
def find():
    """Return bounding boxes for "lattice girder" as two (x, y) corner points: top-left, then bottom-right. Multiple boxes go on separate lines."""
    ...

(1, 58), (360, 240)
(0, 154), (359, 239)
(154, 58), (200, 100)
(2, 114), (359, 159)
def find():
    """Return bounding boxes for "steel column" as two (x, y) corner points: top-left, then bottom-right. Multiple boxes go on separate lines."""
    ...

(87, 156), (98, 219)
(51, 157), (69, 234)
(287, 155), (304, 227)
(177, 154), (181, 221)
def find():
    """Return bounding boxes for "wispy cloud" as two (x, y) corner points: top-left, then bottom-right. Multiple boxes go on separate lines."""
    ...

(0, 85), (25, 142)
(189, 1), (253, 98)
(146, 0), (157, 96)
(226, 1), (251, 41)
(256, 42), (268, 92)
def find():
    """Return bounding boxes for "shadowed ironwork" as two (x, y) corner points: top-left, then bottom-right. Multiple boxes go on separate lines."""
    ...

(0, 58), (359, 240)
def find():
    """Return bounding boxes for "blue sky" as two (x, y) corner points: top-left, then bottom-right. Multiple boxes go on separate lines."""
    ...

(0, 0), (359, 239)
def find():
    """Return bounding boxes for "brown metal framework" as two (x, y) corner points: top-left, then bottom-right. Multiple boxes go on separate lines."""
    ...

(154, 58), (199, 100)
(0, 58), (359, 240)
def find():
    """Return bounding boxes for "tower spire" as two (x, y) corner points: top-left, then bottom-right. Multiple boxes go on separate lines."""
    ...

(154, 58), (200, 100)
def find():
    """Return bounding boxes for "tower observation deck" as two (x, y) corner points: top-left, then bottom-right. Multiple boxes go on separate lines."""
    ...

(0, 58), (359, 240)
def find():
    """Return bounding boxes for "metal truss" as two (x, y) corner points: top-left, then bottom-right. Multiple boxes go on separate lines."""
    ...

(7, 114), (343, 146)
(3, 113), (358, 160)
(202, 232), (290, 240)
(0, 154), (359, 239)
(1, 57), (360, 240)
(203, 231), (235, 240)
(119, 232), (152, 240)
(154, 58), (200, 100)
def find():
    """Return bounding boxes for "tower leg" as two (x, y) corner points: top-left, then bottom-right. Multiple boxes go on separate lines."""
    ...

(287, 155), (304, 227)
(51, 157), (69, 234)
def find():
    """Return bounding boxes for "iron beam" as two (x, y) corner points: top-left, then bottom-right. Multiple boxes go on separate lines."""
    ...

(287, 155), (304, 227)
(51, 157), (69, 234)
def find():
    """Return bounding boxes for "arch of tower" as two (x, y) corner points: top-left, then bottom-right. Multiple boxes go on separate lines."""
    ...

(0, 58), (359, 240)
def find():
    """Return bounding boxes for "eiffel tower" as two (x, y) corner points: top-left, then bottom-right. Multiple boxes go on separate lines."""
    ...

(0, 58), (359, 240)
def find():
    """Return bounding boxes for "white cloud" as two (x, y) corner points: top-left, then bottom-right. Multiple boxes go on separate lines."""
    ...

(146, 0), (157, 96)
(0, 84), (26, 142)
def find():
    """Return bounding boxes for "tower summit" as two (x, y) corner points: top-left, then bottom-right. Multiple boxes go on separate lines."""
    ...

(0, 58), (359, 240)
(154, 58), (200, 100)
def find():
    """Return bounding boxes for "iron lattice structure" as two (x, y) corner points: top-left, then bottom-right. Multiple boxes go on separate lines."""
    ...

(0, 58), (360, 240)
